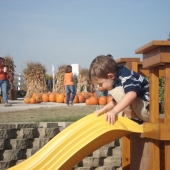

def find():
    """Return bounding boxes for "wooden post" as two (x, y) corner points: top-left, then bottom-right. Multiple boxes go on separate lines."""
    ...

(164, 63), (170, 169)
(135, 40), (170, 170)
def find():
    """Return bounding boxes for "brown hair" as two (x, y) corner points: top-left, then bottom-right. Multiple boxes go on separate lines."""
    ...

(89, 55), (118, 81)
(65, 65), (72, 73)
(0, 57), (5, 61)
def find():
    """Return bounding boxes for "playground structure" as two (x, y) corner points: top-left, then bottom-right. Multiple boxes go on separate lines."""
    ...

(119, 40), (170, 170)
(7, 40), (170, 170)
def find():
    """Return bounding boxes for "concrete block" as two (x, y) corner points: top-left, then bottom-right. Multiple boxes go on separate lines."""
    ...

(39, 122), (58, 128)
(0, 150), (22, 161)
(0, 130), (14, 139)
(115, 167), (122, 170)
(16, 128), (37, 139)
(95, 167), (116, 170)
(104, 142), (115, 148)
(16, 159), (25, 164)
(5, 139), (30, 149)
(57, 122), (72, 128)
(26, 148), (39, 158)
(14, 123), (38, 129)
(82, 157), (102, 167)
(31, 138), (50, 149)
(0, 124), (16, 130)
(104, 156), (121, 167)
(58, 127), (65, 132)
(73, 167), (93, 170)
(0, 161), (15, 170)
(93, 147), (112, 158)
(37, 128), (59, 138)
(0, 139), (4, 150)
(112, 147), (122, 157)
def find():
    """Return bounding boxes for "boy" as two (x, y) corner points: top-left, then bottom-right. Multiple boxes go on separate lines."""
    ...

(0, 57), (12, 107)
(89, 55), (149, 125)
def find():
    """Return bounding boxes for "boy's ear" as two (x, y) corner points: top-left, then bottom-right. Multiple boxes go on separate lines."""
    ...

(108, 73), (115, 79)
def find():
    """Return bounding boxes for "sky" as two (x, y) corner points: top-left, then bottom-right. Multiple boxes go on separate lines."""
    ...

(0, 1), (170, 75)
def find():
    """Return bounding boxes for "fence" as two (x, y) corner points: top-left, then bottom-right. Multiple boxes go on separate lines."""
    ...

(14, 73), (27, 91)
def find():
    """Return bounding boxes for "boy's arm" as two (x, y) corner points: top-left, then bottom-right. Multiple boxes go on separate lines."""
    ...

(94, 99), (116, 115)
(97, 91), (137, 124)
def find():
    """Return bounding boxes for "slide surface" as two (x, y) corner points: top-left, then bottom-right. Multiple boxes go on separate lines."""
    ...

(8, 113), (143, 170)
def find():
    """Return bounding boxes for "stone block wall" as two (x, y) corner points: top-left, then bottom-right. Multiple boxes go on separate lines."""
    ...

(0, 122), (122, 170)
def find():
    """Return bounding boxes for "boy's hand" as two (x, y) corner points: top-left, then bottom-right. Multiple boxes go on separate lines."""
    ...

(105, 111), (117, 124)
(94, 107), (105, 117)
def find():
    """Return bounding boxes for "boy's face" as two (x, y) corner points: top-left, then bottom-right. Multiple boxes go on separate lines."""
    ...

(0, 59), (4, 66)
(92, 73), (115, 91)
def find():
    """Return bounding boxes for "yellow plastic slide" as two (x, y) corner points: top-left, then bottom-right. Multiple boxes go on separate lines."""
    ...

(8, 113), (143, 170)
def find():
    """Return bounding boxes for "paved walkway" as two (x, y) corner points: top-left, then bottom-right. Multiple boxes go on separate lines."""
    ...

(0, 98), (86, 113)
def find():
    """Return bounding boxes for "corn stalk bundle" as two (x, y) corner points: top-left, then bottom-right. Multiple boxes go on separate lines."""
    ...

(4, 55), (17, 100)
(23, 62), (47, 97)
(77, 68), (91, 92)
(54, 64), (67, 93)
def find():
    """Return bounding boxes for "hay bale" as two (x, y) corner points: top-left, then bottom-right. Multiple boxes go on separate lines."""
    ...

(54, 65), (67, 93)
(23, 62), (47, 97)
(77, 68), (91, 92)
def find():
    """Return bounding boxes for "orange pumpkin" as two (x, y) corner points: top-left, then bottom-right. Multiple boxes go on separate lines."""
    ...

(64, 96), (66, 103)
(98, 86), (106, 91)
(85, 98), (91, 105)
(49, 93), (56, 102)
(73, 94), (79, 103)
(99, 96), (107, 106)
(57, 94), (65, 103)
(30, 97), (36, 104)
(78, 94), (86, 103)
(34, 94), (42, 103)
(81, 92), (90, 99)
(42, 94), (49, 102)
(107, 95), (114, 104)
(89, 96), (99, 105)
(24, 97), (30, 104)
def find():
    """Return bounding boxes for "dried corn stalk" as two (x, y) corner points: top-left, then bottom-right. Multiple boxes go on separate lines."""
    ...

(77, 68), (91, 92)
(23, 62), (47, 97)
(54, 64), (67, 93)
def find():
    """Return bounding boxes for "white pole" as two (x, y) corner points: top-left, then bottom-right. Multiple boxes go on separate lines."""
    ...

(18, 73), (21, 90)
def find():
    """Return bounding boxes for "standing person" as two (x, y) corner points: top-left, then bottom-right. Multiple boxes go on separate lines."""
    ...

(89, 55), (150, 125)
(64, 65), (76, 106)
(0, 57), (12, 107)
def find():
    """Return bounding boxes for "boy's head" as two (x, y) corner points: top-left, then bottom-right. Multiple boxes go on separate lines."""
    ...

(65, 65), (72, 73)
(89, 55), (118, 90)
(0, 57), (5, 66)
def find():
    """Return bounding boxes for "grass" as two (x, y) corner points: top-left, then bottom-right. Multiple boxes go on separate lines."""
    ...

(0, 105), (97, 123)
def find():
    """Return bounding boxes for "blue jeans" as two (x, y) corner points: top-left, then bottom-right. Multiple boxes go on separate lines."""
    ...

(0, 79), (8, 103)
(66, 85), (76, 105)
(96, 90), (108, 98)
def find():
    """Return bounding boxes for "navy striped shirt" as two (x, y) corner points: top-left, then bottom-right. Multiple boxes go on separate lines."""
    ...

(112, 65), (150, 102)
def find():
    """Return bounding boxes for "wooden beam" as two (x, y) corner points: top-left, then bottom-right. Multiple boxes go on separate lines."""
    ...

(148, 140), (160, 170)
(135, 40), (170, 54)
(122, 136), (130, 170)
(164, 63), (170, 122)
(164, 63), (170, 170)
(165, 141), (170, 170)
(142, 123), (170, 140)
(131, 62), (138, 72)
(149, 67), (159, 122)
(116, 58), (140, 64)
